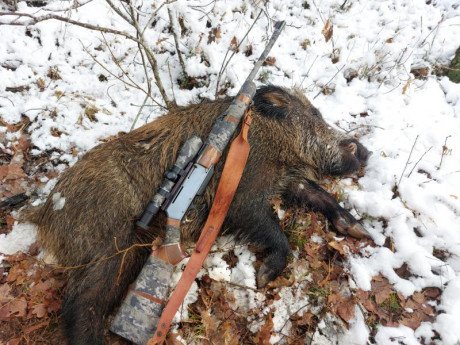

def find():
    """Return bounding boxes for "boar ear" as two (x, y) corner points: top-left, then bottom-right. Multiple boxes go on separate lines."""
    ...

(253, 85), (291, 119)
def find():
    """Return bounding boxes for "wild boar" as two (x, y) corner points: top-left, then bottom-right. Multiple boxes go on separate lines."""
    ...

(31, 85), (371, 344)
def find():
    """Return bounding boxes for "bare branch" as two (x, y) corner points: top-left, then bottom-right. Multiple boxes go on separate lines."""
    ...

(0, 11), (141, 43)
(398, 135), (419, 187)
(167, 6), (186, 76)
(105, 0), (133, 25)
(127, 3), (170, 107)
(215, 9), (263, 97)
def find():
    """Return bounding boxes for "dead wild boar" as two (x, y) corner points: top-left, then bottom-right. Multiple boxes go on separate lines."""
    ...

(31, 85), (371, 344)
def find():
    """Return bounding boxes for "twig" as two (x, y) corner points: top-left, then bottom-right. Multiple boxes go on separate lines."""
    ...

(105, 0), (133, 25)
(299, 55), (318, 89)
(438, 135), (451, 170)
(167, 60), (177, 105)
(130, 93), (149, 131)
(127, 3), (170, 107)
(215, 10), (263, 97)
(398, 135), (418, 187)
(141, 0), (174, 35)
(407, 146), (432, 178)
(168, 6), (187, 76)
(0, 12), (139, 42)
(80, 40), (164, 109)
(313, 64), (345, 100)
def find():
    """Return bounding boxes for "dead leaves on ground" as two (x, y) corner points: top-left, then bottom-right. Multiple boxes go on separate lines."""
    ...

(0, 253), (65, 344)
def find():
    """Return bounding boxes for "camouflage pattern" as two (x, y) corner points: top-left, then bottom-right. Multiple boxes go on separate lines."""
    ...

(110, 255), (173, 344)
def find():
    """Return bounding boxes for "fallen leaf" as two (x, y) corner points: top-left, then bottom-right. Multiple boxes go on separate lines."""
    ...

(200, 309), (217, 338)
(9, 297), (27, 317)
(402, 78), (412, 94)
(328, 240), (347, 256)
(322, 19), (333, 42)
(263, 57), (276, 66)
(336, 298), (355, 322)
(256, 313), (273, 345)
(230, 36), (238, 51)
(31, 303), (47, 318)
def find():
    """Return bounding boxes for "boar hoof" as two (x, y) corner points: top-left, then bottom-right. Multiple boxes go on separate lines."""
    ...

(257, 263), (282, 288)
(333, 215), (371, 239)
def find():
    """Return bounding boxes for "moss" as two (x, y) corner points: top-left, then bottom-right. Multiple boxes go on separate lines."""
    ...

(448, 47), (460, 83)
(379, 293), (402, 313)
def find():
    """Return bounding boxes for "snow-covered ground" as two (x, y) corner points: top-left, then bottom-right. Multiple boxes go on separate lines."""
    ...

(1, 0), (460, 344)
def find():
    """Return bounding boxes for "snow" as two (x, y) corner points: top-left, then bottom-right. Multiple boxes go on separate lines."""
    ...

(1, 0), (460, 343)
(0, 222), (36, 257)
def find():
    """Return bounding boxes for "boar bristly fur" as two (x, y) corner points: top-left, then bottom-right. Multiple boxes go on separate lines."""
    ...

(31, 85), (371, 345)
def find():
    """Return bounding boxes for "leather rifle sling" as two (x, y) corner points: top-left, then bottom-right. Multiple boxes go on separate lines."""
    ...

(147, 111), (253, 345)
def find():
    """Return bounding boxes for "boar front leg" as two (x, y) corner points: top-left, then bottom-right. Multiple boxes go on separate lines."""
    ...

(225, 193), (290, 288)
(280, 169), (371, 239)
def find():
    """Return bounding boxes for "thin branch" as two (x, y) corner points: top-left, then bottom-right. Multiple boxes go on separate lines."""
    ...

(167, 60), (177, 105)
(130, 93), (149, 131)
(168, 6), (187, 76)
(0, 12), (139, 42)
(127, 3), (170, 107)
(438, 135), (451, 170)
(398, 135), (419, 187)
(215, 10), (263, 97)
(407, 146), (432, 178)
(80, 40), (164, 109)
(313, 64), (345, 100)
(141, 0), (174, 35)
(105, 0), (133, 25)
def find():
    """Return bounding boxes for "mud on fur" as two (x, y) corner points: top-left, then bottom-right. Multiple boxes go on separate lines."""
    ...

(29, 85), (371, 345)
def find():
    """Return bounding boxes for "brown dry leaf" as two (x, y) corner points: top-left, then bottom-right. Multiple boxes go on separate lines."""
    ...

(328, 240), (347, 256)
(336, 298), (355, 322)
(5, 264), (26, 283)
(371, 276), (394, 305)
(9, 297), (27, 317)
(424, 287), (441, 299)
(37, 78), (46, 92)
(355, 289), (376, 312)
(263, 57), (276, 66)
(31, 303), (47, 318)
(208, 27), (221, 44)
(200, 309), (217, 338)
(321, 19), (333, 42)
(295, 311), (314, 326)
(400, 314), (423, 330)
(266, 275), (293, 289)
(412, 291), (425, 304)
(0, 284), (12, 303)
(230, 36), (238, 51)
(256, 313), (273, 345)
(212, 320), (240, 345)
(402, 78), (412, 94)
(30, 280), (53, 295)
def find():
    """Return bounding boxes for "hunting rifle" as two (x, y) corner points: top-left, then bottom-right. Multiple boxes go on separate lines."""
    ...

(110, 20), (286, 345)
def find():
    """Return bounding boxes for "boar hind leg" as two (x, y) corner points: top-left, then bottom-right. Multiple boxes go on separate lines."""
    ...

(61, 248), (147, 345)
(281, 175), (371, 239)
(226, 195), (289, 288)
